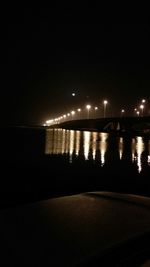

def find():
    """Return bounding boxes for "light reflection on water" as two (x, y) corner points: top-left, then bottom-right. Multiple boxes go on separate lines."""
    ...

(45, 129), (150, 173)
(83, 131), (91, 160)
(119, 137), (123, 160)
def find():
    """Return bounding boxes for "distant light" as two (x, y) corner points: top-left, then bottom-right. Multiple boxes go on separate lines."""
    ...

(71, 111), (75, 115)
(95, 107), (98, 110)
(72, 93), (75, 96)
(86, 104), (91, 110)
(104, 100), (108, 105)
(142, 99), (146, 103)
(140, 104), (144, 109)
(77, 108), (81, 112)
(121, 109), (125, 113)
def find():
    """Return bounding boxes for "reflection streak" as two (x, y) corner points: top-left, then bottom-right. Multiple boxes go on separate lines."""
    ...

(75, 131), (80, 156)
(100, 133), (108, 166)
(45, 129), (150, 172)
(136, 137), (144, 173)
(83, 131), (91, 160)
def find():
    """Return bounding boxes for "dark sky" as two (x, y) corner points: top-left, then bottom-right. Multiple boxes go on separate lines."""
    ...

(3, 8), (150, 125)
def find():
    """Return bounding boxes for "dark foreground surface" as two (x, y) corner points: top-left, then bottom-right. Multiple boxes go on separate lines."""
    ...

(1, 192), (150, 266)
(0, 126), (150, 209)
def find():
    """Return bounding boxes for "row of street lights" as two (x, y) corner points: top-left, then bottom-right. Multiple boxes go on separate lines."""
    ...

(45, 100), (108, 126)
(44, 98), (148, 126)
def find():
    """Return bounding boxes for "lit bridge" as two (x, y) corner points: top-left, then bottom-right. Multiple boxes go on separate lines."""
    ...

(48, 116), (150, 135)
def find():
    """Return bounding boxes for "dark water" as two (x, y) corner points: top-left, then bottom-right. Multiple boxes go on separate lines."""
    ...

(1, 127), (150, 208)
(45, 129), (150, 173)
(45, 128), (150, 196)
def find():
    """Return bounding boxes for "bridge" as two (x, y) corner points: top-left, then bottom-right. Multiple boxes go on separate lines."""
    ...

(49, 116), (150, 135)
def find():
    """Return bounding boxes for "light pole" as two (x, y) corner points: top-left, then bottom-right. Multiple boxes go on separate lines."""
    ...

(121, 109), (125, 117)
(94, 107), (98, 118)
(77, 108), (81, 119)
(71, 111), (75, 120)
(86, 105), (91, 119)
(140, 105), (144, 117)
(103, 100), (108, 118)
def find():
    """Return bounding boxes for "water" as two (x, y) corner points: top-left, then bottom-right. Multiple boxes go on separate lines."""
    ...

(45, 128), (150, 174)
(1, 126), (150, 208)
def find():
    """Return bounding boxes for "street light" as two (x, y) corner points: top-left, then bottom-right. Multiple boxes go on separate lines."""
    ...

(140, 104), (144, 116)
(94, 107), (98, 118)
(142, 99), (146, 103)
(77, 108), (81, 119)
(86, 105), (91, 119)
(121, 109), (125, 117)
(103, 100), (108, 118)
(136, 111), (140, 117)
(71, 110), (75, 120)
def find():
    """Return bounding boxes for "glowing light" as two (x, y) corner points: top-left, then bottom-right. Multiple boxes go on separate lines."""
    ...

(140, 104), (144, 109)
(61, 129), (66, 154)
(119, 137), (123, 160)
(86, 105), (91, 110)
(83, 131), (91, 160)
(100, 133), (108, 166)
(92, 132), (97, 160)
(77, 108), (81, 112)
(136, 137), (144, 173)
(140, 105), (144, 116)
(132, 138), (136, 162)
(65, 130), (70, 154)
(94, 107), (98, 110)
(75, 131), (80, 156)
(103, 100), (108, 118)
(86, 105), (91, 119)
(69, 130), (75, 162)
(72, 93), (75, 96)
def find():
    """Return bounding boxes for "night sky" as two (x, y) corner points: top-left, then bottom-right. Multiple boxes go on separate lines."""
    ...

(3, 8), (150, 125)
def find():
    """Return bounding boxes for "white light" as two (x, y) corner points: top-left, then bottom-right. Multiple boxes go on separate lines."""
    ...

(104, 100), (108, 105)
(86, 105), (91, 110)
(142, 99), (146, 103)
(95, 107), (98, 110)
(77, 108), (81, 112)
(71, 111), (75, 115)
(140, 104), (144, 109)
(72, 93), (75, 96)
